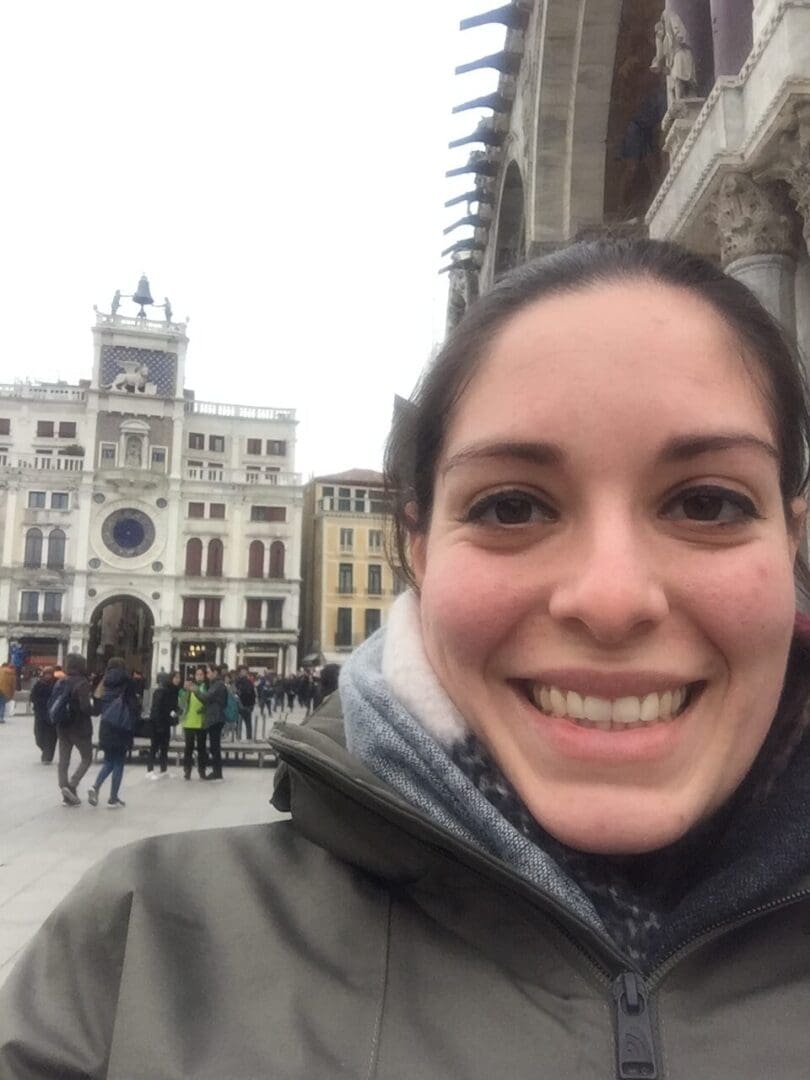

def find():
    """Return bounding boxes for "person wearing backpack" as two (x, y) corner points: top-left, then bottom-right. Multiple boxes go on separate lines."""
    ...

(147, 671), (180, 779)
(193, 664), (228, 781)
(86, 658), (136, 809)
(53, 653), (93, 806)
(30, 666), (57, 763)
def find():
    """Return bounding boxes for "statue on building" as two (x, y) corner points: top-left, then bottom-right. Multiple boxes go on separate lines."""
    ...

(125, 435), (143, 469)
(651, 12), (698, 108)
(111, 289), (123, 315)
(163, 297), (173, 323)
(107, 358), (156, 395)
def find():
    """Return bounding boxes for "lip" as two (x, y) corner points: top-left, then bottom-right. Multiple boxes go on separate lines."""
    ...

(520, 668), (703, 700)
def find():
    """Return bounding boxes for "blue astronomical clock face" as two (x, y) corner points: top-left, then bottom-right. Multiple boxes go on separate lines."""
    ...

(101, 508), (155, 558)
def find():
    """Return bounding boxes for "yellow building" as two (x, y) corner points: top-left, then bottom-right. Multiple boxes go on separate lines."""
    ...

(300, 470), (403, 665)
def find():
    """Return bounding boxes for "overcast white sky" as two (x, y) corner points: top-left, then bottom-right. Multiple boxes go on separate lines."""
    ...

(1, 1), (504, 478)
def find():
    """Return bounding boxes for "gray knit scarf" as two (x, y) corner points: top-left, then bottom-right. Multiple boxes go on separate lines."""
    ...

(341, 594), (810, 972)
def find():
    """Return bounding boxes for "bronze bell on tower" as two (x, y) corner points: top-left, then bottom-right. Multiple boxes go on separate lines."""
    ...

(132, 273), (154, 317)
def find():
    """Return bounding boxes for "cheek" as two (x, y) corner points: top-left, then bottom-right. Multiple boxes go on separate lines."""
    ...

(421, 545), (535, 664)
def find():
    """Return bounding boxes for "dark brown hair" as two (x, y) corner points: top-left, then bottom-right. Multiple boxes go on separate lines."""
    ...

(385, 238), (810, 602)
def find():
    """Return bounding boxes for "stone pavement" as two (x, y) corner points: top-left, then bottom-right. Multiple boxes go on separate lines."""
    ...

(0, 703), (292, 988)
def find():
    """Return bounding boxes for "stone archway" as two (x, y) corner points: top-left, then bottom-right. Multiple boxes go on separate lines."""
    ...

(494, 161), (527, 276)
(87, 595), (154, 683)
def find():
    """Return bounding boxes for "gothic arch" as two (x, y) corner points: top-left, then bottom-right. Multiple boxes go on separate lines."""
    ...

(207, 538), (224, 578)
(494, 161), (527, 277)
(185, 537), (203, 576)
(47, 528), (66, 570)
(24, 528), (43, 569)
(248, 539), (265, 579)
(269, 540), (285, 579)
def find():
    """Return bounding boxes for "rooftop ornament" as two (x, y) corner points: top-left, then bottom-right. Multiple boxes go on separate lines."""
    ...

(445, 188), (495, 208)
(452, 91), (513, 116)
(443, 211), (492, 235)
(459, 4), (530, 31)
(455, 50), (523, 77)
(441, 238), (486, 258)
(449, 118), (505, 150)
(446, 151), (500, 179)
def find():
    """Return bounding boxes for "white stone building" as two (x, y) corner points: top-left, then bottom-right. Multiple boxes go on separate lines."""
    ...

(0, 283), (303, 684)
(444, 0), (810, 376)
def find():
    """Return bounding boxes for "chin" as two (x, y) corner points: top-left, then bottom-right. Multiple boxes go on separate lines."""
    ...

(529, 799), (699, 856)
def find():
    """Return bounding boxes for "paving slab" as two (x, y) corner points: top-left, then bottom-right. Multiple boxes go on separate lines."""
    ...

(0, 704), (292, 986)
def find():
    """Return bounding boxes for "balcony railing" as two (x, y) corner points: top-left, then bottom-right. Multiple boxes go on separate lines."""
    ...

(95, 311), (187, 335)
(0, 382), (87, 403)
(337, 585), (356, 595)
(185, 400), (296, 422)
(2, 454), (85, 472)
(41, 611), (64, 623)
(185, 465), (300, 486)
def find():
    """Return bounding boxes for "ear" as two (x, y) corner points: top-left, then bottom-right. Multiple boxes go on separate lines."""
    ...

(404, 501), (427, 588)
(788, 496), (808, 556)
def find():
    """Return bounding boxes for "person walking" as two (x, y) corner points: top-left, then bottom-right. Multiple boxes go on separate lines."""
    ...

(233, 665), (255, 741)
(87, 658), (136, 809)
(30, 666), (57, 763)
(0, 661), (16, 723)
(147, 672), (180, 778)
(283, 674), (296, 714)
(193, 664), (228, 781)
(181, 667), (208, 780)
(54, 654), (93, 806)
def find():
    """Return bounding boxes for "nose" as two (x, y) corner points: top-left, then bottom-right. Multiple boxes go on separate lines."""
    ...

(547, 513), (670, 644)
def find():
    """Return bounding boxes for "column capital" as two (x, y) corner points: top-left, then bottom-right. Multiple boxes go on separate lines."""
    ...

(758, 103), (810, 253)
(709, 171), (798, 266)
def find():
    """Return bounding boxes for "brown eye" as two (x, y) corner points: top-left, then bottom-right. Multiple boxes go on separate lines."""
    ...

(493, 496), (534, 524)
(466, 490), (556, 526)
(663, 486), (760, 525)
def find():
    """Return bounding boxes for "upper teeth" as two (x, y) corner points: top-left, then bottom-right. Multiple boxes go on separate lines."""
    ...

(531, 685), (688, 730)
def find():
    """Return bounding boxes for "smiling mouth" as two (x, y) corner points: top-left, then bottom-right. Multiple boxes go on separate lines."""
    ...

(526, 681), (706, 731)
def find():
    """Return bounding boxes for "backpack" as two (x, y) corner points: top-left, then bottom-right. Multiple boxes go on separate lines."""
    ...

(102, 693), (135, 733)
(47, 679), (75, 727)
(224, 691), (240, 727)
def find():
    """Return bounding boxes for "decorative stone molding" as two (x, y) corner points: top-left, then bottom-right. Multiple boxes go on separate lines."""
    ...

(662, 97), (706, 159)
(709, 171), (797, 265)
(758, 102), (810, 252)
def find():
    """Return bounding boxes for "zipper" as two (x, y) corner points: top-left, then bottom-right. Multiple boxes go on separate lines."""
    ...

(613, 972), (658, 1078)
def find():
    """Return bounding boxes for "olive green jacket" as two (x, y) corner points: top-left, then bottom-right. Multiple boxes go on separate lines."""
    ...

(1, 709), (809, 1079)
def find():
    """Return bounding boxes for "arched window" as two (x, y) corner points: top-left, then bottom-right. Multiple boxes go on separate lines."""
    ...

(248, 540), (264, 578)
(47, 528), (66, 570)
(185, 537), (203, 577)
(269, 540), (285, 579)
(207, 538), (224, 578)
(24, 528), (43, 569)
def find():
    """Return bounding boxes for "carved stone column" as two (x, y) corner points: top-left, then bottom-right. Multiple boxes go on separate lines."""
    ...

(759, 104), (810, 256)
(710, 0), (753, 76)
(711, 172), (799, 334)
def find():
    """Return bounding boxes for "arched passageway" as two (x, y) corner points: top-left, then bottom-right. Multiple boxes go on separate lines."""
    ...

(494, 162), (526, 277)
(87, 595), (154, 683)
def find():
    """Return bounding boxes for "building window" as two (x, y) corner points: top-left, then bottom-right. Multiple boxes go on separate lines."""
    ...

(338, 487), (351, 512)
(0, 419), (10, 435)
(100, 443), (117, 467)
(248, 540), (265, 578)
(266, 598), (283, 629)
(188, 432), (205, 450)
(369, 529), (383, 552)
(336, 608), (352, 647)
(246, 438), (262, 455)
(36, 421), (54, 438)
(245, 598), (263, 629)
(24, 528), (43, 568)
(250, 505), (286, 522)
(188, 502), (205, 519)
(51, 492), (69, 510)
(207, 538), (224, 577)
(209, 435), (225, 453)
(151, 447), (167, 472)
(187, 460), (204, 478)
(354, 489), (367, 512)
(321, 486), (334, 497)
(47, 528), (66, 570)
(266, 440), (286, 456)
(185, 538), (203, 576)
(28, 491), (46, 509)
(338, 563), (353, 594)
(365, 608), (381, 638)
(209, 503), (225, 519)
(202, 597), (221, 628)
(182, 597), (200, 628)
(268, 540), (285, 579)
(339, 527), (353, 551)
(58, 421), (76, 439)
(20, 591), (39, 621)
(43, 592), (62, 622)
(368, 564), (382, 595)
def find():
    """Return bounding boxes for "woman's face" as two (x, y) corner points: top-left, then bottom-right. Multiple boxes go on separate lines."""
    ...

(194, 667), (205, 682)
(412, 281), (805, 855)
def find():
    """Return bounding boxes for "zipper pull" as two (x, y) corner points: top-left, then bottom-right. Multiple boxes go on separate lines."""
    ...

(613, 972), (658, 1079)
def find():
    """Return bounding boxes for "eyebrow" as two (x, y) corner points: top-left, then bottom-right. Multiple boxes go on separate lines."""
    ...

(441, 432), (780, 476)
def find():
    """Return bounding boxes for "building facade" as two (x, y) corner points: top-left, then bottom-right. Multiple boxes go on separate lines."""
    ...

(300, 470), (402, 666)
(0, 284), (303, 683)
(444, 0), (810, 382)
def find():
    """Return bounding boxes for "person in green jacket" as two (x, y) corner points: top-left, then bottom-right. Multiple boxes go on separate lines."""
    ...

(180, 666), (208, 780)
(2, 238), (810, 1078)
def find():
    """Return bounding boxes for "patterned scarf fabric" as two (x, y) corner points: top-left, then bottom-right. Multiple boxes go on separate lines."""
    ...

(342, 594), (810, 972)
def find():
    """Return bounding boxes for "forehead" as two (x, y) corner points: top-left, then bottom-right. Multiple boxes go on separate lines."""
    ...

(445, 281), (773, 455)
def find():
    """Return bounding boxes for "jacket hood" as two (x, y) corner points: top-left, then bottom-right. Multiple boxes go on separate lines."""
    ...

(156, 673), (170, 689)
(103, 667), (129, 691)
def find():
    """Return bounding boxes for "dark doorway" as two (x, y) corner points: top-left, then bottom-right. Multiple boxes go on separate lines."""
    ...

(88, 596), (154, 683)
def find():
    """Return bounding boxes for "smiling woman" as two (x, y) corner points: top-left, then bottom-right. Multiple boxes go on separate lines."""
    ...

(2, 240), (810, 1079)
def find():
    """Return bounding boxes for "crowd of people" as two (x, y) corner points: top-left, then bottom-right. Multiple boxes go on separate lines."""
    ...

(17, 655), (340, 808)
